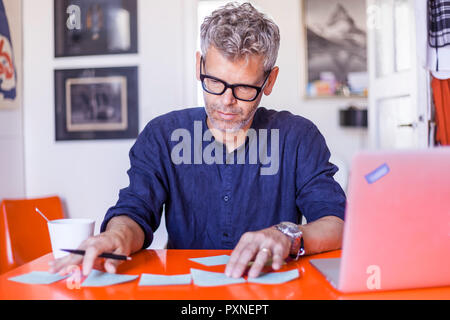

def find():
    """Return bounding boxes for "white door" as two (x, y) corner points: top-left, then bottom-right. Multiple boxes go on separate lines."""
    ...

(367, 0), (430, 149)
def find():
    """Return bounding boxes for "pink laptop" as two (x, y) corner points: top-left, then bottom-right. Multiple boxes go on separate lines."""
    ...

(310, 148), (450, 293)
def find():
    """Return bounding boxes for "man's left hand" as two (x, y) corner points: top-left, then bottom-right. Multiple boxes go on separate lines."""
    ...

(225, 226), (291, 278)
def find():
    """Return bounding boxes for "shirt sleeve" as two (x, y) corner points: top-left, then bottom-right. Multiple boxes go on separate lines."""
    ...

(295, 124), (346, 223)
(100, 122), (169, 249)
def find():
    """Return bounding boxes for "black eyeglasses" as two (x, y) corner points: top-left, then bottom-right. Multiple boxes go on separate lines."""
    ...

(199, 56), (271, 102)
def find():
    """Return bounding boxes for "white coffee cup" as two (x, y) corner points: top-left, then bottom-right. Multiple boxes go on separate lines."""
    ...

(47, 219), (95, 259)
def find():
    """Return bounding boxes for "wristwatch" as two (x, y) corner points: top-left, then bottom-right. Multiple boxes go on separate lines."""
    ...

(274, 221), (305, 260)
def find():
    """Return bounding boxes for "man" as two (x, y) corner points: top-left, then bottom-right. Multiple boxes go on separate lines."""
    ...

(50, 2), (345, 279)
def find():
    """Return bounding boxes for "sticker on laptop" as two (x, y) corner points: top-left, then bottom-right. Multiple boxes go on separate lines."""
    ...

(365, 163), (390, 184)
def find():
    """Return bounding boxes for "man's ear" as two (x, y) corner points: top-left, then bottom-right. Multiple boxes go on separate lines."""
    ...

(263, 66), (279, 96)
(196, 51), (202, 81)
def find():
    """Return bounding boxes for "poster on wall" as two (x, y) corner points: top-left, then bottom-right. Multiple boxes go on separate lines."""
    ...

(54, 66), (139, 141)
(54, 0), (138, 57)
(304, 0), (368, 98)
(0, 0), (21, 109)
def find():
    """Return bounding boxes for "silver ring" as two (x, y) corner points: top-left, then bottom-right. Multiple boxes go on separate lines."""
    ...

(260, 247), (272, 257)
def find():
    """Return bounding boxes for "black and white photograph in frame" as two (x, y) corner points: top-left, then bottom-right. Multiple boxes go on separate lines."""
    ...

(54, 66), (139, 141)
(304, 0), (368, 98)
(54, 0), (138, 57)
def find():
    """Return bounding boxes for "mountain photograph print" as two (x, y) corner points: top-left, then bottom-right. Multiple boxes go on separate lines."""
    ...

(304, 0), (368, 98)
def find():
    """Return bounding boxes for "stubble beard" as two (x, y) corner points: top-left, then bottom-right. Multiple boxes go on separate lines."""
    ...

(204, 102), (258, 134)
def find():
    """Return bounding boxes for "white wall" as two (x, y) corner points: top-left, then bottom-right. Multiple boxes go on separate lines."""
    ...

(253, 0), (368, 178)
(21, 0), (368, 248)
(0, 0), (25, 201)
(22, 0), (191, 247)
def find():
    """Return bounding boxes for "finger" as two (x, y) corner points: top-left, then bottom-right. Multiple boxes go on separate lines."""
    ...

(248, 248), (271, 278)
(104, 259), (121, 274)
(225, 233), (253, 277)
(271, 243), (288, 270)
(230, 243), (259, 278)
(271, 253), (283, 270)
(104, 248), (126, 273)
(82, 245), (103, 276)
(49, 237), (93, 274)
(48, 255), (69, 273)
(48, 253), (83, 275)
(81, 235), (120, 276)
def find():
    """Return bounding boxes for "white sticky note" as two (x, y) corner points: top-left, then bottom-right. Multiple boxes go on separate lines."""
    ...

(190, 268), (246, 287)
(81, 269), (139, 287)
(247, 269), (300, 284)
(8, 271), (69, 285)
(189, 254), (230, 266)
(138, 273), (192, 286)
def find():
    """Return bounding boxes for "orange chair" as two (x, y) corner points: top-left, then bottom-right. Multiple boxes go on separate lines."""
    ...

(0, 196), (65, 274)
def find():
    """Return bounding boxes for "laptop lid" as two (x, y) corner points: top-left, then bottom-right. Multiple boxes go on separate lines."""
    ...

(337, 149), (450, 292)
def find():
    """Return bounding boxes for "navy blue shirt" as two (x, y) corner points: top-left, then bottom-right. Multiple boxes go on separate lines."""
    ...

(100, 107), (346, 249)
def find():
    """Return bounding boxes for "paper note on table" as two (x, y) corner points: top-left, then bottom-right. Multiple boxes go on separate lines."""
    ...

(138, 273), (192, 286)
(8, 271), (69, 285)
(247, 269), (299, 284)
(189, 254), (230, 266)
(190, 268), (246, 287)
(81, 269), (139, 287)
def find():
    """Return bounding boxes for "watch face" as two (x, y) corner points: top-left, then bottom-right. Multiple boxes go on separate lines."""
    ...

(279, 222), (302, 238)
(283, 222), (299, 233)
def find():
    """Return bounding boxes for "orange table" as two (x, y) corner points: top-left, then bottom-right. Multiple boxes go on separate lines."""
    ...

(0, 249), (449, 300)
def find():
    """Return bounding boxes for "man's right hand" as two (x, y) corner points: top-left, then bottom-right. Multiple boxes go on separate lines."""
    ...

(48, 216), (145, 276)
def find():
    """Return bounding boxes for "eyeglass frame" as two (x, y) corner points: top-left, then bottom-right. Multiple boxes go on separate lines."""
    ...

(199, 56), (272, 102)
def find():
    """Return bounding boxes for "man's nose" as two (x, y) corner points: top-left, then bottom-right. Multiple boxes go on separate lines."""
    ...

(221, 87), (237, 105)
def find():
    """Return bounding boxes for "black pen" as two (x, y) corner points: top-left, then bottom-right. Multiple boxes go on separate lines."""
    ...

(60, 249), (132, 261)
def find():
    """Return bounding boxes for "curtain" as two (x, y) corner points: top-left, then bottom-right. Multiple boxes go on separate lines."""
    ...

(431, 76), (450, 145)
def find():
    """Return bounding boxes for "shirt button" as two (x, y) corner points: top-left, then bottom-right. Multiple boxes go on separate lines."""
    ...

(223, 195), (229, 202)
(223, 232), (229, 237)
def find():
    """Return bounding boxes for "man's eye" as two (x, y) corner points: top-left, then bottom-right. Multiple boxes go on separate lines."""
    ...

(236, 86), (254, 94)
(205, 78), (223, 88)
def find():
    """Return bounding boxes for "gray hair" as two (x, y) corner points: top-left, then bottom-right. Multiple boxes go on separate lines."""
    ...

(200, 2), (280, 72)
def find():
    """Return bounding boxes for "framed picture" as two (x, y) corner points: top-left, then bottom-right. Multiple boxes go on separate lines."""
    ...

(54, 66), (139, 141)
(303, 0), (368, 98)
(54, 0), (138, 57)
(0, 0), (22, 109)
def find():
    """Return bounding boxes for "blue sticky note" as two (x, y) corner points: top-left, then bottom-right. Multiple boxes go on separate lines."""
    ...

(8, 271), (69, 285)
(247, 269), (300, 284)
(138, 273), (192, 286)
(365, 163), (390, 184)
(81, 269), (139, 287)
(190, 268), (246, 287)
(189, 254), (230, 266)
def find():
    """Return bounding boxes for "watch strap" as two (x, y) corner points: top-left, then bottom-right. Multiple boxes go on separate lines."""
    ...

(292, 236), (305, 260)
